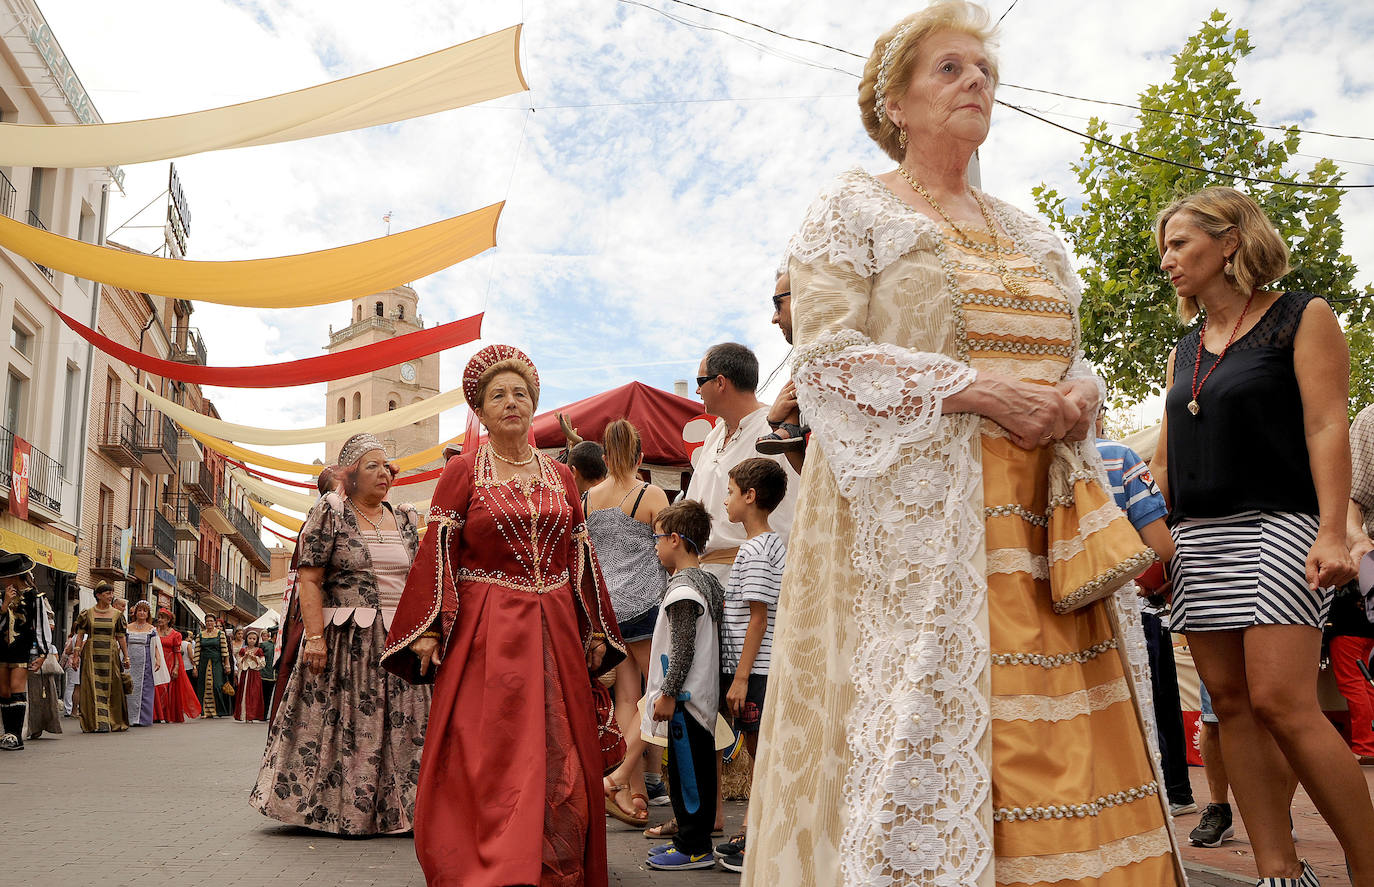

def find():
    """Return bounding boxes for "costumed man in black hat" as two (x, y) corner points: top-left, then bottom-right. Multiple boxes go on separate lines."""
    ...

(0, 552), (48, 750)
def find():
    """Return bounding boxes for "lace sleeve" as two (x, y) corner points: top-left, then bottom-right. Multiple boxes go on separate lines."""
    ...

(789, 255), (975, 488)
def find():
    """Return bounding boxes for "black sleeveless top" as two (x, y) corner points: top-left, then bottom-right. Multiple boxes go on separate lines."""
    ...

(1165, 291), (1322, 522)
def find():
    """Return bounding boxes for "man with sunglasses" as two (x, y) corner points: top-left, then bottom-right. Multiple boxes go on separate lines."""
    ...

(755, 272), (807, 473)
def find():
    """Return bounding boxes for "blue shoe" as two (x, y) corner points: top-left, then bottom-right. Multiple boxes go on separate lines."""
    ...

(646, 848), (716, 870)
(721, 728), (745, 764)
(648, 843), (675, 857)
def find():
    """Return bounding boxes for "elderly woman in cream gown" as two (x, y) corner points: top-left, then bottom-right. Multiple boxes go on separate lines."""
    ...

(741, 4), (1182, 887)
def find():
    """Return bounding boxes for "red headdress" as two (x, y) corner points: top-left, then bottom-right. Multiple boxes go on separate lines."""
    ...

(462, 344), (539, 407)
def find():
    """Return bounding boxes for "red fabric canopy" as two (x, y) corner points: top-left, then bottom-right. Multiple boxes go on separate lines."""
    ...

(531, 382), (705, 469)
(51, 304), (481, 388)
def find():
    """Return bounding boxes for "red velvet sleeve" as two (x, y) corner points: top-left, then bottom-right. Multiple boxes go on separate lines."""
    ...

(558, 461), (628, 678)
(381, 454), (472, 685)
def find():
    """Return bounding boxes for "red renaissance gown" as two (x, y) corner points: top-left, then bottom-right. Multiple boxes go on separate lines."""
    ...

(383, 447), (626, 887)
(234, 646), (266, 722)
(153, 628), (201, 722)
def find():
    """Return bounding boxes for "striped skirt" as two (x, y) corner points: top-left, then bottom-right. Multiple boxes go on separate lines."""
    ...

(1169, 510), (1331, 633)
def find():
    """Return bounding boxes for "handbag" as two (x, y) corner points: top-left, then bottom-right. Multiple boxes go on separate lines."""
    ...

(592, 680), (625, 775)
(222, 680), (236, 697)
(40, 654), (63, 676)
(1046, 443), (1156, 614)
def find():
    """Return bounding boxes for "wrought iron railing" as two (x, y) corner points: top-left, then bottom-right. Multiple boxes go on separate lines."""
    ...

(169, 326), (206, 365)
(0, 169), (15, 219)
(234, 583), (266, 618)
(134, 408), (177, 465)
(97, 402), (142, 451)
(170, 494), (200, 529)
(91, 523), (130, 577)
(131, 508), (175, 564)
(24, 210), (53, 279)
(0, 423), (63, 512)
(210, 573), (234, 607)
(223, 493), (271, 567)
(180, 460), (215, 505)
(175, 550), (211, 591)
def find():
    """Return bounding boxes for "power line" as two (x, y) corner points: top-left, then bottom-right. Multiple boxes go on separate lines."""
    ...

(640, 0), (1374, 144)
(996, 0), (1023, 27)
(997, 100), (1373, 189)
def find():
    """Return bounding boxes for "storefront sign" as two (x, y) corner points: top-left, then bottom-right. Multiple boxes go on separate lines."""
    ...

(8, 435), (30, 520)
(24, 20), (125, 189)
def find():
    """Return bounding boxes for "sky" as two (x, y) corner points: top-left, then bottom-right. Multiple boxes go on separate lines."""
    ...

(36, 0), (1374, 471)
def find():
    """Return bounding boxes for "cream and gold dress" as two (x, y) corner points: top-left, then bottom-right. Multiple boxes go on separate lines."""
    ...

(741, 169), (1182, 887)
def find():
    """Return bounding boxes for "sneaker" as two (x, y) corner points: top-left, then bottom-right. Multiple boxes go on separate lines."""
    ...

(715, 833), (746, 859)
(648, 843), (675, 857)
(719, 851), (745, 873)
(645, 779), (671, 807)
(0, 733), (21, 751)
(646, 848), (716, 870)
(1169, 800), (1198, 816)
(1189, 803), (1234, 847)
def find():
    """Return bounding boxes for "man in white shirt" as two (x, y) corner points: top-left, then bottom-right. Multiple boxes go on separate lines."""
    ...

(686, 343), (800, 585)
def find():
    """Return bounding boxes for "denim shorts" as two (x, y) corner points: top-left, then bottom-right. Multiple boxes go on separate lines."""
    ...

(1199, 680), (1219, 725)
(617, 606), (659, 643)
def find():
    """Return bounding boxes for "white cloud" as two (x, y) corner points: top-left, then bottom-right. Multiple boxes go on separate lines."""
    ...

(37, 0), (1373, 468)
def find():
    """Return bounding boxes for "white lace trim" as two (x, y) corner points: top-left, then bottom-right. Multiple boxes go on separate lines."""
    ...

(995, 826), (1173, 885)
(986, 548), (1049, 581)
(1048, 500), (1124, 563)
(991, 676), (1132, 723)
(795, 328), (989, 887)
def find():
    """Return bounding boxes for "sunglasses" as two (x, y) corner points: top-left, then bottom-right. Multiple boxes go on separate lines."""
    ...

(695, 374), (720, 388)
(772, 290), (790, 310)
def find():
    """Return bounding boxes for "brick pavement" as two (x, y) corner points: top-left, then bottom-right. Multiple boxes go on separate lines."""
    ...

(2, 716), (1348, 885)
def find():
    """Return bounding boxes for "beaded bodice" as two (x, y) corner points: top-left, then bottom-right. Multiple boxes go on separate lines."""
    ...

(458, 446), (576, 594)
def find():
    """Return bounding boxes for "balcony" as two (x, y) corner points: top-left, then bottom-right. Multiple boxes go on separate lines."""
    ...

(134, 408), (178, 475)
(234, 583), (266, 619)
(203, 489), (234, 535)
(180, 460), (216, 506)
(169, 494), (200, 542)
(0, 424), (63, 515)
(175, 428), (201, 463)
(130, 508), (175, 569)
(0, 169), (14, 219)
(90, 523), (131, 581)
(24, 210), (53, 280)
(169, 326), (207, 366)
(175, 550), (211, 592)
(223, 494), (271, 570)
(96, 403), (144, 469)
(205, 573), (234, 611)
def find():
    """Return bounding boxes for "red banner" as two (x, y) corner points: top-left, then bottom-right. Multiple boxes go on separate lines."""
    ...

(51, 305), (482, 389)
(9, 435), (30, 519)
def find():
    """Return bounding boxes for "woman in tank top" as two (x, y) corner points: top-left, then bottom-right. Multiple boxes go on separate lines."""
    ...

(1153, 187), (1369, 886)
(585, 419), (670, 826)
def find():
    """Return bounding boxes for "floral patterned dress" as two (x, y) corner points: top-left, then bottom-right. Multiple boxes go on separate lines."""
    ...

(250, 493), (428, 835)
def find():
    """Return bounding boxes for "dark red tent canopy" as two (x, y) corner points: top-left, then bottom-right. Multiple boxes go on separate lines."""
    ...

(532, 382), (705, 469)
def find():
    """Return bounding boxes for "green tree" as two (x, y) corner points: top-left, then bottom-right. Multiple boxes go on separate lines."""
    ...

(1032, 10), (1373, 411)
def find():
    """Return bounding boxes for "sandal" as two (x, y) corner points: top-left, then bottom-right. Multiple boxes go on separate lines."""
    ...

(642, 818), (723, 838)
(604, 778), (648, 826)
(755, 422), (808, 455)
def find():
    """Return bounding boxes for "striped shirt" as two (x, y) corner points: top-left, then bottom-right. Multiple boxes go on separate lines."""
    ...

(1352, 405), (1374, 536)
(721, 532), (786, 676)
(1094, 438), (1168, 531)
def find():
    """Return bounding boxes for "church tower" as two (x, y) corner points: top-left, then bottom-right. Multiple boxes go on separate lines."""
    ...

(324, 285), (440, 504)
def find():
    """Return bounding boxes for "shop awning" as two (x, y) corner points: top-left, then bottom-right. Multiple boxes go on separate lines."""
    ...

(0, 513), (77, 573)
(178, 596), (208, 626)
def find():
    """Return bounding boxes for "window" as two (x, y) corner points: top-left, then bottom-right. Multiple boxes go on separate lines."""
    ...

(356, 305), (362, 323)
(375, 301), (384, 317)
(397, 304), (405, 320)
(10, 323), (30, 357)
(336, 397), (345, 423)
(5, 370), (26, 433)
(60, 364), (80, 474)
(388, 400), (397, 411)
(352, 392), (361, 420)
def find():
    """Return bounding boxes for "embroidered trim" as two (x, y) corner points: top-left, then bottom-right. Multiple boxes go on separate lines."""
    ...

(991, 675), (1132, 722)
(995, 826), (1173, 885)
(457, 568), (566, 596)
(966, 340), (1077, 358)
(994, 780), (1159, 822)
(985, 504), (1049, 527)
(426, 505), (463, 526)
(1052, 549), (1156, 615)
(986, 548), (1049, 580)
(991, 637), (1118, 668)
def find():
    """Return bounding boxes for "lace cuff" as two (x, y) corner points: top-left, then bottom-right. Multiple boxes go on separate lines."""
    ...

(793, 328), (976, 489)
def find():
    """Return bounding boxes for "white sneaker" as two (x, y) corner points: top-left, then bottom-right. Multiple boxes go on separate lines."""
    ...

(1169, 801), (1198, 816)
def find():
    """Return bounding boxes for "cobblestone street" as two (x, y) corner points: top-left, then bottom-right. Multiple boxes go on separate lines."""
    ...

(2, 715), (1356, 885)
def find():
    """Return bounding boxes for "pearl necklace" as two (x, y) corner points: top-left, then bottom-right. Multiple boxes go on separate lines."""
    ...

(347, 498), (387, 542)
(490, 444), (536, 466)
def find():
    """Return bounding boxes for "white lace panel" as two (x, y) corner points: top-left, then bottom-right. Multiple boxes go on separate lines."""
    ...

(986, 548), (1049, 580)
(996, 826), (1173, 885)
(795, 329), (989, 887)
(991, 676), (1132, 723)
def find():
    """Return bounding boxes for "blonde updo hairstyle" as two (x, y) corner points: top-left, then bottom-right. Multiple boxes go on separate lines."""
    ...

(602, 419), (643, 480)
(475, 359), (540, 412)
(1154, 187), (1291, 323)
(860, 1), (1000, 163)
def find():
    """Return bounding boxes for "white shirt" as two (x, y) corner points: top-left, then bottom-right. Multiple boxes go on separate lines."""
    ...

(685, 406), (800, 555)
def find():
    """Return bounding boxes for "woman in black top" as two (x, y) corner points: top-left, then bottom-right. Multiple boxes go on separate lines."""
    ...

(1152, 187), (1367, 887)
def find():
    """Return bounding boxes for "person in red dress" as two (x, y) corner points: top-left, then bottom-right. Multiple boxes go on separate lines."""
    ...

(153, 608), (201, 723)
(233, 629), (266, 722)
(383, 344), (626, 887)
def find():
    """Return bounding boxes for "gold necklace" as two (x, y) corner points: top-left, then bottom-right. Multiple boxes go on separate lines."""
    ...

(490, 444), (536, 466)
(897, 166), (1031, 299)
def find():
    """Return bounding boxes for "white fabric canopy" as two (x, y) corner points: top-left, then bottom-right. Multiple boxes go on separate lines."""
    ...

(0, 26), (526, 168)
(248, 609), (283, 630)
(229, 468), (316, 515)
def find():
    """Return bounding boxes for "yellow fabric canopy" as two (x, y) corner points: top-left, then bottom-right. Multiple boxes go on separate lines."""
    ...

(186, 428), (462, 475)
(0, 26), (526, 168)
(2, 203), (501, 308)
(247, 499), (304, 534)
(120, 364), (465, 444)
(230, 467), (316, 515)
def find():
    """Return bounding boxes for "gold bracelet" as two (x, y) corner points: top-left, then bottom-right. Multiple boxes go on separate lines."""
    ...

(305, 634), (324, 642)
(419, 631), (440, 639)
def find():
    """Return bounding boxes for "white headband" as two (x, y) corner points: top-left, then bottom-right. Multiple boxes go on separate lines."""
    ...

(873, 21), (918, 121)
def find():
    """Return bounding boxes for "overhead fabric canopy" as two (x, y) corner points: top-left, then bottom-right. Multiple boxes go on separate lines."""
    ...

(188, 428), (461, 475)
(248, 499), (304, 534)
(531, 381), (705, 468)
(118, 364), (465, 444)
(53, 305), (482, 387)
(230, 468), (317, 515)
(1, 203), (501, 309)
(0, 26), (526, 168)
